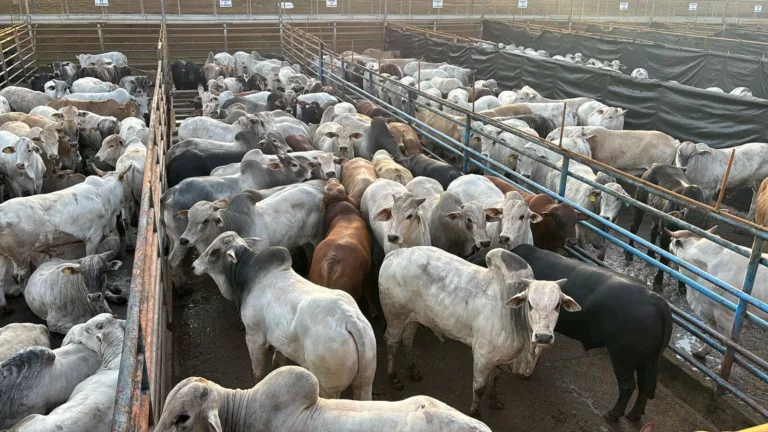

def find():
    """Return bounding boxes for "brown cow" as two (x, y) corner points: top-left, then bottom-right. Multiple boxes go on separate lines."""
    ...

(41, 170), (86, 193)
(355, 101), (384, 118)
(388, 122), (423, 156)
(309, 179), (374, 305)
(47, 99), (142, 121)
(478, 104), (534, 118)
(757, 177), (768, 228)
(0, 113), (54, 130)
(484, 175), (586, 252)
(285, 134), (314, 152)
(340, 157), (377, 208)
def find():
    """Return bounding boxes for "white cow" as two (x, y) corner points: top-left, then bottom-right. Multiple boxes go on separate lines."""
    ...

(77, 52), (128, 67)
(0, 167), (127, 283)
(380, 246), (579, 417)
(63, 88), (133, 103)
(0, 95), (10, 114)
(447, 175), (540, 250)
(516, 136), (592, 186)
(71, 77), (118, 94)
(12, 314), (126, 432)
(191, 232), (377, 399)
(675, 141), (768, 220)
(177, 115), (262, 142)
(0, 323), (50, 362)
(313, 122), (359, 159)
(43, 80), (71, 100)
(668, 227), (768, 359)
(361, 179), (430, 255)
(154, 367), (491, 432)
(474, 122), (537, 172)
(0, 341), (101, 429)
(631, 68), (649, 79)
(115, 137), (147, 248)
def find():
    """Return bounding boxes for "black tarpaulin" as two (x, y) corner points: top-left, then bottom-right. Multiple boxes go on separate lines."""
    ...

(481, 20), (768, 98)
(384, 26), (768, 149)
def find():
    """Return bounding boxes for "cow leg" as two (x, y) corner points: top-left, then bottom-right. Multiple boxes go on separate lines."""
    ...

(486, 367), (504, 410)
(626, 364), (650, 421)
(470, 358), (494, 419)
(626, 207), (645, 260)
(384, 319), (405, 391)
(748, 185), (759, 221)
(168, 242), (190, 288)
(604, 355), (636, 422)
(401, 322), (422, 382)
(244, 332), (271, 382)
(0, 291), (9, 315)
(644, 221), (660, 260)
(272, 351), (291, 369)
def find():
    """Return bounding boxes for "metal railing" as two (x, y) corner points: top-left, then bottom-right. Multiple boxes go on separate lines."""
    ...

(283, 23), (768, 417)
(0, 23), (36, 88)
(112, 22), (172, 432)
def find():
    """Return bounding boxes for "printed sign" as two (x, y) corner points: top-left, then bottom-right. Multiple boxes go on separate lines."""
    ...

(433, 0), (443, 8)
(518, 0), (528, 8)
(279, 2), (294, 8)
(619, 2), (629, 10)
(688, 2), (697, 10)
(755, 4), (762, 12)
(326, 0), (337, 6)
(220, 0), (232, 7)
(94, 0), (108, 6)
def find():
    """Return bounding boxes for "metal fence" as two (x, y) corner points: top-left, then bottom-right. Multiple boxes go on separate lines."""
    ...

(0, 23), (36, 88)
(282, 22), (768, 418)
(111, 22), (172, 432)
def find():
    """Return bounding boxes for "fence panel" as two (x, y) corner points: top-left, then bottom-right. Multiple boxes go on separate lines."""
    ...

(0, 23), (36, 88)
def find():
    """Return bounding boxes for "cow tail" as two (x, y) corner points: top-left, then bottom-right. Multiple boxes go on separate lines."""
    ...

(345, 313), (376, 400)
(642, 297), (673, 400)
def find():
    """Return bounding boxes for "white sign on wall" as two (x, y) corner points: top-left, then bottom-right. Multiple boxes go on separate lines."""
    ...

(220, 0), (232, 7)
(433, 0), (443, 8)
(94, 0), (108, 6)
(279, 2), (294, 8)
(326, 0), (337, 7)
(755, 4), (763, 12)
(619, 2), (629, 10)
(688, 2), (697, 10)
(518, 0), (528, 8)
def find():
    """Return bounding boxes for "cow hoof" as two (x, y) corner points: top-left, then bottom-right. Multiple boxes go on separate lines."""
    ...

(489, 400), (504, 410)
(692, 350), (708, 360)
(625, 411), (643, 422)
(603, 411), (621, 422)
(652, 283), (663, 293)
(624, 251), (634, 261)
(390, 379), (404, 391)
(409, 369), (423, 382)
(677, 284), (687, 295)
(646, 251), (656, 260)
(469, 408), (482, 419)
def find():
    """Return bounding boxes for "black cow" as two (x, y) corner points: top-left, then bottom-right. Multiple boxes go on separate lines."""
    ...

(30, 73), (56, 92)
(508, 245), (671, 423)
(52, 61), (79, 85)
(508, 114), (556, 138)
(261, 53), (286, 61)
(171, 60), (200, 91)
(75, 64), (131, 84)
(397, 154), (462, 190)
(628, 163), (707, 292)
(166, 131), (274, 187)
(298, 101), (325, 124)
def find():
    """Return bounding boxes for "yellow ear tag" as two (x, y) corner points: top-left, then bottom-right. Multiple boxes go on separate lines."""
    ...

(473, 137), (481, 143)
(64, 268), (72, 275)
(508, 154), (516, 162)
(589, 195), (596, 203)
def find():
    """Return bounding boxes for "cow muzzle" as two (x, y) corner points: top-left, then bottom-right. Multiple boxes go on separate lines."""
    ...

(498, 235), (511, 245)
(325, 171), (336, 179)
(387, 234), (400, 244)
(69, 141), (79, 149)
(179, 237), (191, 247)
(534, 332), (554, 346)
(15, 163), (26, 170)
(479, 240), (491, 248)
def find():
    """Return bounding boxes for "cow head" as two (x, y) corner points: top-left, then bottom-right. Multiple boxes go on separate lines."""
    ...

(191, 231), (265, 301)
(444, 198), (496, 256)
(667, 226), (718, 257)
(153, 377), (225, 432)
(540, 202), (586, 246)
(29, 125), (60, 161)
(44, 79), (71, 99)
(373, 192), (427, 246)
(676, 185), (708, 228)
(53, 106), (86, 148)
(497, 192), (541, 249)
(56, 252), (122, 308)
(3, 136), (40, 172)
(675, 141), (711, 171)
(516, 144), (550, 180)
(179, 198), (230, 251)
(598, 182), (630, 224)
(506, 277), (579, 347)
(324, 126), (358, 159)
(62, 313), (125, 354)
(315, 152), (342, 179)
(94, 135), (124, 167)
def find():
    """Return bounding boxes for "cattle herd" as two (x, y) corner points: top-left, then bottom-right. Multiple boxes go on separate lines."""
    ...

(0, 44), (766, 432)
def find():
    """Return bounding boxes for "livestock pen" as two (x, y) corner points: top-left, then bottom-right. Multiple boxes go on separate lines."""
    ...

(1, 13), (768, 432)
(281, 22), (768, 425)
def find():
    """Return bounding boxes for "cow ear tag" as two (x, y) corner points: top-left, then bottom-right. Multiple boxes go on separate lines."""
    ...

(64, 268), (72, 275)
(589, 195), (596, 203)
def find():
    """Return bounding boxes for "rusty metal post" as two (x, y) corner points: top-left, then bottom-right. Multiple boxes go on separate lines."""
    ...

(557, 102), (570, 198)
(714, 149), (736, 211)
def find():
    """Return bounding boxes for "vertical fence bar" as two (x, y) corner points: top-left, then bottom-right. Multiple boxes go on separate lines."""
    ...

(0, 43), (8, 87)
(319, 42), (324, 83)
(461, 114), (471, 173)
(715, 149), (736, 211)
(97, 24), (105, 53)
(716, 237), (766, 396)
(13, 27), (28, 82)
(223, 24), (228, 53)
(558, 156), (570, 197)
(340, 56), (346, 95)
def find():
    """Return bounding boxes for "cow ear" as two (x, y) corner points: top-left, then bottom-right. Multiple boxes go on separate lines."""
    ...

(505, 291), (528, 308)
(266, 162), (281, 170)
(212, 198), (229, 208)
(373, 208), (392, 222)
(30, 144), (41, 154)
(243, 237), (263, 250)
(77, 111), (89, 118)
(595, 109), (604, 116)
(333, 157), (349, 165)
(350, 132), (364, 139)
(561, 293), (581, 312)
(52, 112), (63, 120)
(576, 212), (590, 221)
(587, 190), (601, 202)
(484, 208), (503, 222)
(225, 249), (237, 263)
(214, 216), (224, 227)
(530, 212), (543, 224)
(2, 146), (15, 154)
(108, 260), (123, 271)
(445, 211), (461, 220)
(60, 264), (81, 275)
(174, 210), (189, 220)
(205, 408), (223, 432)
(324, 131), (338, 139)
(297, 100), (309, 107)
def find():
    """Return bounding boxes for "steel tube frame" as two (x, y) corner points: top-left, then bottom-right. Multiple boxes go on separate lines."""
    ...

(284, 25), (768, 416)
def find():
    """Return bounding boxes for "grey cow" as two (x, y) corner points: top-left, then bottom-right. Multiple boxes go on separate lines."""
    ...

(0, 323), (51, 362)
(0, 87), (52, 113)
(24, 252), (122, 334)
